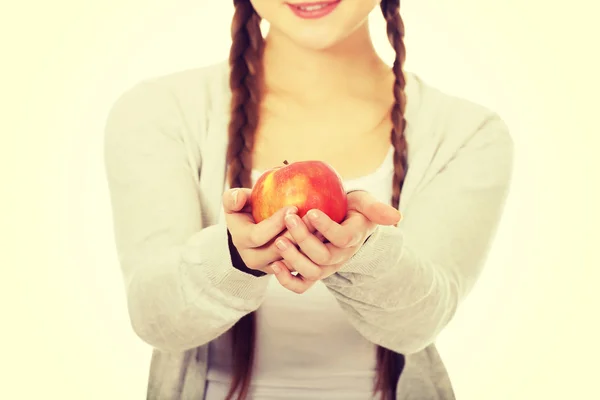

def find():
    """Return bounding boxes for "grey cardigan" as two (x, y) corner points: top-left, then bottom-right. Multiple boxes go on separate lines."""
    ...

(103, 61), (514, 399)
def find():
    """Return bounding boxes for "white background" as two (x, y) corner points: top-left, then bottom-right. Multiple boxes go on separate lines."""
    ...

(2, 1), (598, 399)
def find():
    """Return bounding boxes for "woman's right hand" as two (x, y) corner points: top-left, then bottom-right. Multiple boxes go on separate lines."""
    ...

(223, 188), (299, 275)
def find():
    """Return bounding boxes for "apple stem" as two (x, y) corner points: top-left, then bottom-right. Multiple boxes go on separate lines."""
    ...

(283, 160), (289, 165)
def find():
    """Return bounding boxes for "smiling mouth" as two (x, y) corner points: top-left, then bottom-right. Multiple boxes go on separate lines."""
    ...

(286, 1), (342, 19)
(293, 3), (330, 11)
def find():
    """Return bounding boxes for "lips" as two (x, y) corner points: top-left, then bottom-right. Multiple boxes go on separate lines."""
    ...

(286, 0), (341, 19)
(290, 2), (335, 11)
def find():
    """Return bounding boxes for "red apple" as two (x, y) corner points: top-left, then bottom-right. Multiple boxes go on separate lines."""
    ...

(250, 160), (348, 224)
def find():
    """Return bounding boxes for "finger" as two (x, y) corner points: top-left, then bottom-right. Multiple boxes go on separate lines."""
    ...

(222, 188), (252, 214)
(274, 237), (323, 281)
(271, 261), (316, 294)
(315, 231), (327, 242)
(279, 213), (319, 243)
(275, 237), (353, 269)
(307, 209), (365, 248)
(261, 264), (276, 275)
(238, 235), (302, 274)
(347, 191), (402, 225)
(312, 263), (342, 280)
(280, 259), (295, 273)
(238, 245), (281, 272)
(244, 206), (298, 248)
(229, 205), (298, 249)
(284, 213), (333, 265)
(322, 241), (362, 265)
(238, 236), (302, 273)
(301, 214), (317, 233)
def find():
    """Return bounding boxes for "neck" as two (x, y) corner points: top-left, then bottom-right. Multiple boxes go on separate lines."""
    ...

(262, 22), (388, 100)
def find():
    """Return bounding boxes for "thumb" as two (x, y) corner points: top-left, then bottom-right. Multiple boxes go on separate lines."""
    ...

(223, 188), (252, 214)
(366, 202), (402, 226)
(348, 190), (402, 226)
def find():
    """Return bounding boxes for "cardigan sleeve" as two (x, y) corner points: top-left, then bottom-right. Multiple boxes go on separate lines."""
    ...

(322, 113), (515, 355)
(104, 80), (270, 353)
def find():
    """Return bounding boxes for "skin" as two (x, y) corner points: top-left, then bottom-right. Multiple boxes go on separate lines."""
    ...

(251, 0), (396, 177)
(227, 0), (402, 293)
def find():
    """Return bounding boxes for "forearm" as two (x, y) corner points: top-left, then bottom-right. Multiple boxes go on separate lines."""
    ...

(322, 226), (459, 354)
(123, 223), (270, 352)
(103, 81), (271, 353)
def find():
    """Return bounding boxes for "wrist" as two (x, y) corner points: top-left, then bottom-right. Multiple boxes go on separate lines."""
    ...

(227, 229), (267, 277)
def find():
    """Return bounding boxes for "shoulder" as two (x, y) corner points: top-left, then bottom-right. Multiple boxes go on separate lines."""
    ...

(104, 61), (230, 144)
(109, 60), (230, 107)
(403, 71), (513, 163)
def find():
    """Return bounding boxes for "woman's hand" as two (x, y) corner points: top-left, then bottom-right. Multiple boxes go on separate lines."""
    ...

(270, 190), (402, 293)
(224, 188), (299, 275)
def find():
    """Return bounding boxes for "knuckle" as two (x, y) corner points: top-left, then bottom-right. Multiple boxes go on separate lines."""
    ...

(247, 229), (261, 247)
(294, 232), (310, 245)
(269, 210), (286, 224)
(319, 253), (333, 266)
(311, 252), (329, 266)
(339, 233), (353, 248)
(319, 222), (331, 234)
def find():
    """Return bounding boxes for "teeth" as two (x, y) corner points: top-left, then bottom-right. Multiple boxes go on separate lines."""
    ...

(298, 4), (328, 11)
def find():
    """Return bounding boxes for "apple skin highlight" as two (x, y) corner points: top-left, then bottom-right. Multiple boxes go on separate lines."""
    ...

(250, 160), (348, 224)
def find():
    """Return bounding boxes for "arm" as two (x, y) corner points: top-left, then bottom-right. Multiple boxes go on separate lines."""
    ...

(104, 81), (270, 353)
(322, 114), (514, 355)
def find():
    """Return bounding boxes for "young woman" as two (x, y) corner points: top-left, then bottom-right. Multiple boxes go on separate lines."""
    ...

(104, 0), (514, 399)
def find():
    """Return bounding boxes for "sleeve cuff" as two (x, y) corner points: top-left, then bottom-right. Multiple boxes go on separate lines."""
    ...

(180, 223), (271, 302)
(323, 225), (405, 285)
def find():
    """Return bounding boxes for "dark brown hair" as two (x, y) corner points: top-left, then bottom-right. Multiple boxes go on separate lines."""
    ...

(225, 0), (408, 399)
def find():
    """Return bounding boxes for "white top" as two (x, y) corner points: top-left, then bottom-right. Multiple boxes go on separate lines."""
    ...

(205, 147), (395, 399)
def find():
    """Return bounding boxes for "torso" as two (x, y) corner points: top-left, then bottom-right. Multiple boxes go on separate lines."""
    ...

(115, 60), (490, 400)
(205, 75), (399, 400)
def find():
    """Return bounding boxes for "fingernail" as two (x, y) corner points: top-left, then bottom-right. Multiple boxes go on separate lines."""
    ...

(285, 214), (298, 228)
(285, 206), (298, 216)
(231, 189), (238, 206)
(308, 210), (319, 220)
(272, 263), (281, 274)
(275, 239), (288, 250)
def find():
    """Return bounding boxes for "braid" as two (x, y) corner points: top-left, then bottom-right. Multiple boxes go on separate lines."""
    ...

(381, 0), (408, 210)
(226, 1), (264, 399)
(374, 1), (409, 399)
(227, 0), (264, 189)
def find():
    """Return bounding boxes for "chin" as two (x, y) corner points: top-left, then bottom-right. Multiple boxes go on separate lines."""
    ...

(271, 19), (368, 52)
(285, 29), (348, 51)
(255, 0), (378, 51)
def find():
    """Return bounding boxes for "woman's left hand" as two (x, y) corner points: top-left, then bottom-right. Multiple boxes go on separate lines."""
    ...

(271, 190), (402, 293)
